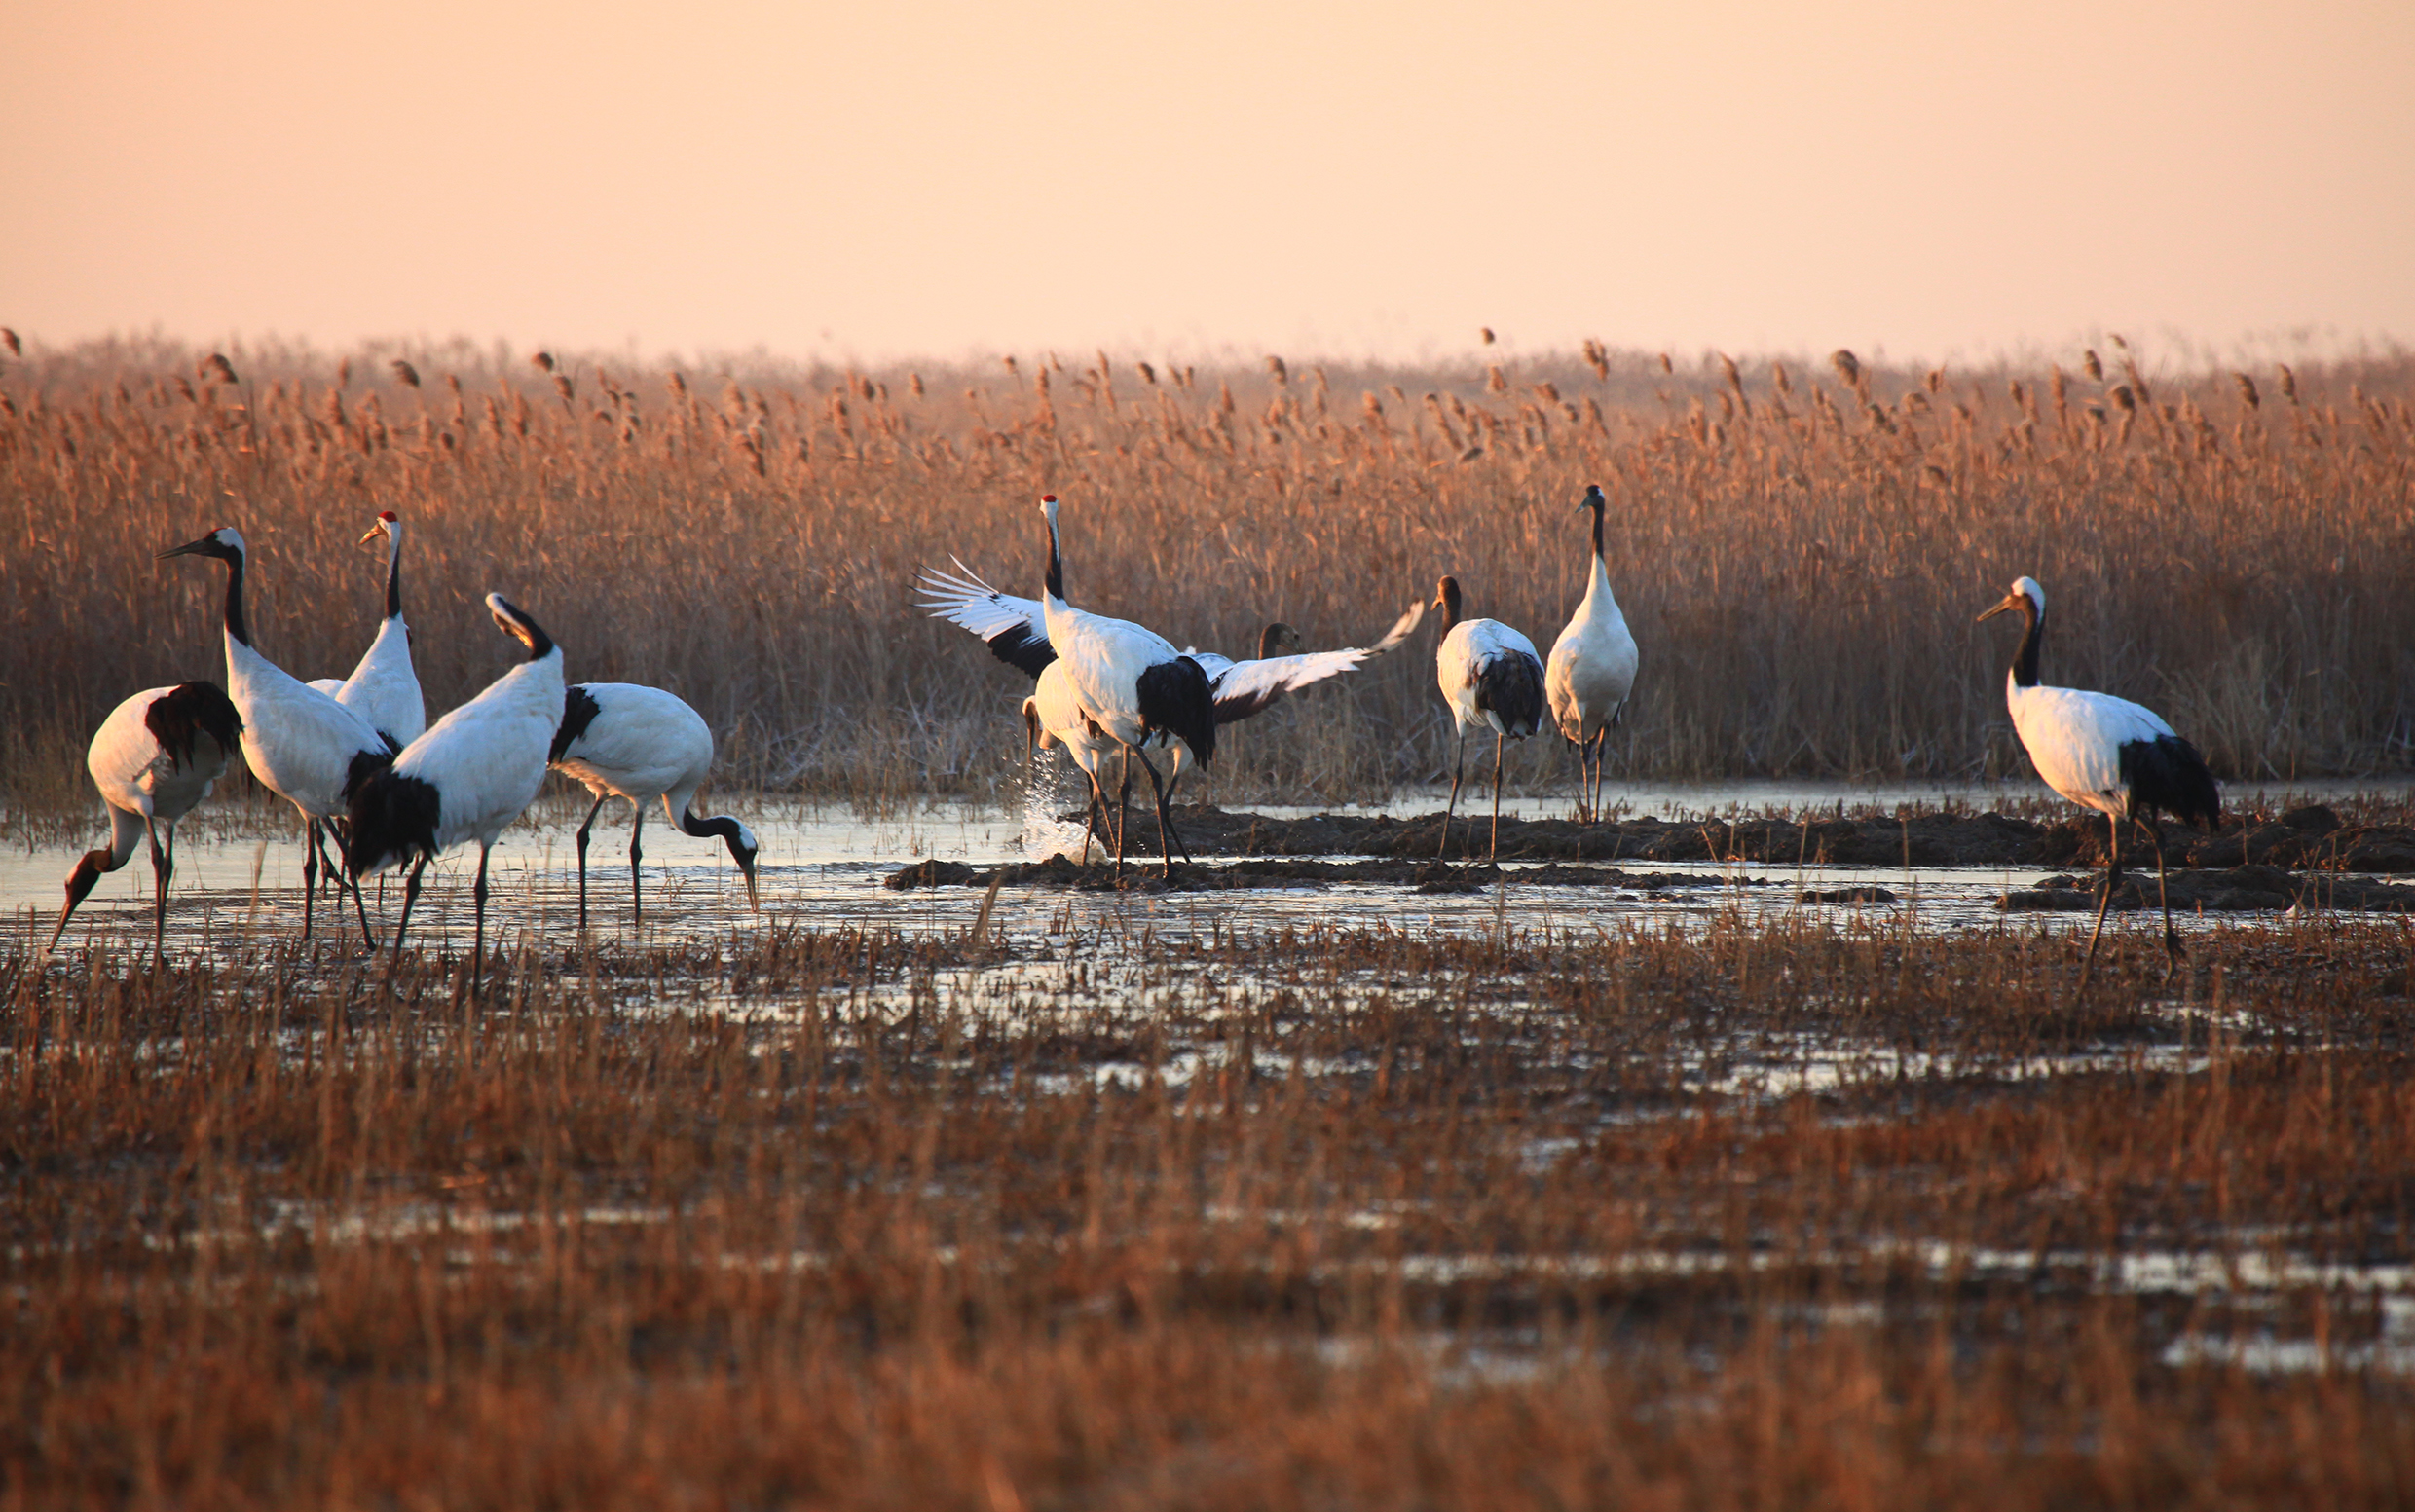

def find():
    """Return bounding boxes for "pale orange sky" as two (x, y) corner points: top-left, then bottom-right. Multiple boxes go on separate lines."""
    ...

(5, 0), (2411, 366)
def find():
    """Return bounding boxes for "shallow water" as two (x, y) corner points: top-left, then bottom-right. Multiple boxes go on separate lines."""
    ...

(11, 773), (2411, 961)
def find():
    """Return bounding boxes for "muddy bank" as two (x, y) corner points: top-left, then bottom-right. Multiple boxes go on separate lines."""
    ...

(1998, 864), (2415, 915)
(885, 855), (1778, 896)
(1096, 801), (2415, 872)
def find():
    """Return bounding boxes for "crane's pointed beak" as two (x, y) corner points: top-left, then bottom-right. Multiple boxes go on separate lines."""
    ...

(1976, 594), (2021, 624)
(741, 862), (761, 912)
(359, 521), (390, 546)
(157, 535), (213, 560)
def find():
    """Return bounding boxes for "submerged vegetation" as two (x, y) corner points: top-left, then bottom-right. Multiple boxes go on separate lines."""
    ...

(1, 338), (2410, 811)
(7, 913), (2415, 1505)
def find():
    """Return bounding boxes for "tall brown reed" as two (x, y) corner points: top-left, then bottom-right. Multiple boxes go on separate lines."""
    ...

(2, 335), (2409, 809)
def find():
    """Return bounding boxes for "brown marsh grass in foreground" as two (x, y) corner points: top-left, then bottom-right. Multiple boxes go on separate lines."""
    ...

(6, 916), (2415, 1506)
(1, 338), (2411, 812)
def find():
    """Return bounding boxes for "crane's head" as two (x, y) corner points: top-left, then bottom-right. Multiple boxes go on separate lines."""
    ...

(157, 526), (245, 563)
(485, 593), (557, 662)
(1977, 576), (2044, 624)
(1022, 695), (1061, 756)
(1431, 576), (1463, 616)
(1577, 483), (1607, 513)
(1259, 622), (1304, 658)
(361, 509), (399, 547)
(1039, 493), (1059, 524)
(729, 824), (762, 911)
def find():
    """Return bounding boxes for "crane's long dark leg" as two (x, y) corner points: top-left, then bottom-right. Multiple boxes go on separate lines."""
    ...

(1132, 746), (1179, 876)
(575, 792), (608, 932)
(2077, 811), (2124, 996)
(1080, 762), (1102, 866)
(301, 820), (321, 940)
(348, 863), (378, 950)
(629, 803), (646, 928)
(1583, 729), (1603, 826)
(470, 840), (493, 996)
(391, 854), (429, 958)
(2141, 815), (2182, 971)
(1490, 732), (1506, 864)
(1439, 728), (1468, 860)
(1160, 748), (1194, 865)
(147, 818), (168, 962)
(1113, 749), (1135, 880)
(1569, 734), (1589, 824)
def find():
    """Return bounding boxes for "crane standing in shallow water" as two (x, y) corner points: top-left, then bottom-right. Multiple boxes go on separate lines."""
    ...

(1978, 575), (2220, 987)
(346, 594), (566, 983)
(549, 682), (761, 931)
(1431, 575), (1546, 864)
(1545, 484), (1639, 825)
(159, 527), (390, 945)
(1031, 495), (1216, 878)
(47, 682), (242, 959)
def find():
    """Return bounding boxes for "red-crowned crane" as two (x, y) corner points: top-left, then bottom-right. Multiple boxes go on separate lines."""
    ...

(1432, 574), (1545, 863)
(160, 527), (390, 944)
(1978, 575), (2220, 984)
(307, 511), (426, 752)
(549, 683), (762, 930)
(1022, 660), (1117, 864)
(1545, 485), (1639, 824)
(345, 594), (566, 978)
(46, 682), (242, 959)
(919, 559), (1419, 856)
(1035, 494), (1215, 876)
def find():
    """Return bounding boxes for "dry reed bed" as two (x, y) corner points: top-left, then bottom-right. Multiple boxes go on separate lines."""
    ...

(6, 916), (2415, 1506)
(2, 337), (2411, 815)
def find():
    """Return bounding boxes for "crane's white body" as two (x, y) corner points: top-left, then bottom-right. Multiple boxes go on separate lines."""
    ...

(1037, 585), (1181, 753)
(1026, 660), (1115, 784)
(2004, 679), (2178, 822)
(553, 684), (717, 821)
(47, 684), (241, 953)
(380, 632), (565, 862)
(1437, 619), (1544, 736)
(310, 513), (425, 750)
(225, 619), (391, 822)
(1546, 556), (1637, 744)
(87, 685), (235, 830)
(550, 682), (761, 926)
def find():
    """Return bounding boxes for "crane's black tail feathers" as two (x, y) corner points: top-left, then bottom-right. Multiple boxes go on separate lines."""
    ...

(144, 682), (242, 768)
(1136, 656), (1217, 766)
(2123, 734), (2221, 830)
(1476, 651), (1547, 740)
(344, 769), (440, 879)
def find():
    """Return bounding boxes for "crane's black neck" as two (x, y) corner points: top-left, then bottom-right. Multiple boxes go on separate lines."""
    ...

(2008, 598), (2042, 688)
(1436, 578), (1463, 637)
(1256, 624), (1283, 661)
(385, 537), (404, 621)
(1587, 496), (1605, 565)
(681, 808), (744, 848)
(219, 548), (252, 647)
(1044, 514), (1065, 602)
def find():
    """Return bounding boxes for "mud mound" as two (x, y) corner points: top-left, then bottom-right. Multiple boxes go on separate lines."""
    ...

(1998, 864), (2415, 915)
(1075, 803), (2415, 872)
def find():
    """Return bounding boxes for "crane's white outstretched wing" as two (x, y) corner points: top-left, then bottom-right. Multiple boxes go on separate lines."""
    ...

(916, 559), (1056, 678)
(1195, 600), (1427, 724)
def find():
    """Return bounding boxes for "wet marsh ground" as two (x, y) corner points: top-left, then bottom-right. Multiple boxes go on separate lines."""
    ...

(8, 788), (2415, 1505)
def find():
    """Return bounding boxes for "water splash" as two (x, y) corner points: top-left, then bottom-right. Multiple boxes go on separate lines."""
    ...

(1017, 754), (1096, 862)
